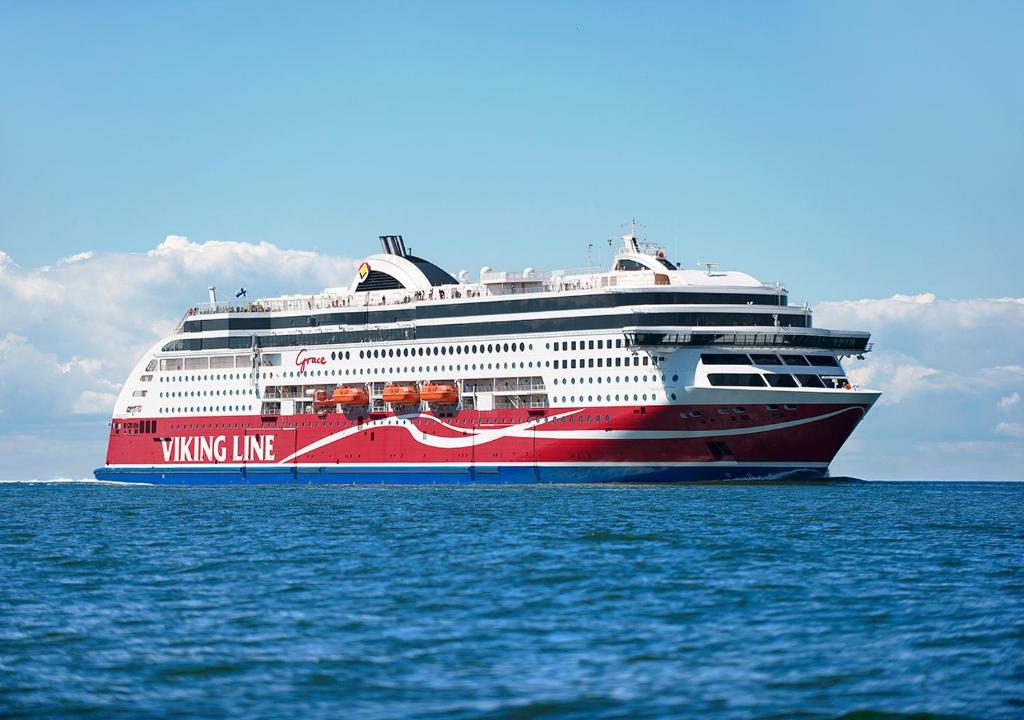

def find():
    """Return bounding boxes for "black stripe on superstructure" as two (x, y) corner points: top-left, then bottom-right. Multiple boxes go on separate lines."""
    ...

(182, 307), (416, 332)
(163, 310), (810, 352)
(181, 290), (787, 333)
(415, 290), (786, 319)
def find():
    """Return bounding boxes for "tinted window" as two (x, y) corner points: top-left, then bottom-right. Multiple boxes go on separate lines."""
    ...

(765, 374), (798, 387)
(750, 353), (782, 365)
(708, 373), (767, 387)
(701, 353), (751, 365)
(781, 355), (809, 366)
(806, 355), (841, 367)
(615, 258), (651, 271)
(795, 374), (825, 388)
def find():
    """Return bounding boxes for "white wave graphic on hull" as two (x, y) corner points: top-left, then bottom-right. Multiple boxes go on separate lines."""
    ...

(277, 407), (865, 465)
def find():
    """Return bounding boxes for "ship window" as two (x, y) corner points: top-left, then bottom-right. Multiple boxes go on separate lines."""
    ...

(782, 355), (809, 366)
(795, 374), (826, 388)
(806, 355), (842, 368)
(615, 258), (651, 272)
(700, 353), (751, 365)
(750, 354), (781, 365)
(707, 441), (733, 460)
(764, 374), (798, 388)
(707, 373), (767, 388)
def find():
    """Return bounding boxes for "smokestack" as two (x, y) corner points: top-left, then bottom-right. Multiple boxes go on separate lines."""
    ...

(208, 286), (217, 304)
(378, 235), (407, 257)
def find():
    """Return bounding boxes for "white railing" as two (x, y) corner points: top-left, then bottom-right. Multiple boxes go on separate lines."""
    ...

(175, 266), (787, 323)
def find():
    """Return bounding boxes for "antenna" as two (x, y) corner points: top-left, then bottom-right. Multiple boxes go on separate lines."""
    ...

(697, 261), (720, 275)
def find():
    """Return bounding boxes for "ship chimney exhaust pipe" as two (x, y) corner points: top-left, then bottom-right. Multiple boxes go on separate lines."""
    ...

(208, 286), (217, 305)
(379, 235), (407, 257)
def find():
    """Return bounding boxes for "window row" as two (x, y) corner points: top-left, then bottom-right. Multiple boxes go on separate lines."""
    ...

(707, 373), (850, 389)
(556, 355), (648, 370)
(357, 342), (532, 360)
(553, 394), (659, 404)
(112, 420), (157, 435)
(547, 339), (624, 352)
(700, 353), (842, 367)
(552, 375), (659, 386)
(161, 373), (252, 383)
(159, 405), (254, 414)
(160, 389), (255, 398)
(165, 311), (812, 352)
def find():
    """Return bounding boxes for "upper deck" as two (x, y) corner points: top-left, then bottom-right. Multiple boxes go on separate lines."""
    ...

(176, 232), (792, 330)
(161, 232), (870, 356)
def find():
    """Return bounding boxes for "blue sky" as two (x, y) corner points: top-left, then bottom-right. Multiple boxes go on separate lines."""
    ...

(0, 2), (1022, 479)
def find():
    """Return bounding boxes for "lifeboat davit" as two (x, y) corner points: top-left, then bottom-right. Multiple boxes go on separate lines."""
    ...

(420, 383), (459, 404)
(332, 385), (369, 406)
(383, 384), (420, 405)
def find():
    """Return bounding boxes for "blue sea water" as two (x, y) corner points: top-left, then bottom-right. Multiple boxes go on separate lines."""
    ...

(0, 482), (1021, 719)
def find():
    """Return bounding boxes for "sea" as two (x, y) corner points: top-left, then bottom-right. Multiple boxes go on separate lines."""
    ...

(0, 481), (1021, 719)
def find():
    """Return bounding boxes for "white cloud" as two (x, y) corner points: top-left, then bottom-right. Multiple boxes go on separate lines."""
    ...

(998, 392), (1020, 411)
(72, 390), (118, 415)
(995, 422), (1024, 439)
(842, 353), (942, 405)
(57, 251), (94, 265)
(818, 293), (1024, 330)
(820, 292), (1024, 480)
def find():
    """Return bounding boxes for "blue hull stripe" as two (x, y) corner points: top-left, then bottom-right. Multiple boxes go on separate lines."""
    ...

(94, 465), (828, 485)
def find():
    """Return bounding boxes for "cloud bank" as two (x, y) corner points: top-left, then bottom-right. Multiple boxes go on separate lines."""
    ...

(0, 236), (357, 478)
(817, 293), (1024, 480)
(0, 241), (1020, 480)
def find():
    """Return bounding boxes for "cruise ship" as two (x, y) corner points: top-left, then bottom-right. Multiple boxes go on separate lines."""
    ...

(95, 230), (879, 484)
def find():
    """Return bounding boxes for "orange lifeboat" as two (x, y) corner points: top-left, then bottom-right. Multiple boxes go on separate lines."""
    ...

(383, 384), (420, 405)
(420, 383), (459, 404)
(332, 385), (369, 406)
(312, 389), (333, 408)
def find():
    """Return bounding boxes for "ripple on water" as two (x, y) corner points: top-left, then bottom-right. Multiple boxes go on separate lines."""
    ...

(0, 482), (1021, 719)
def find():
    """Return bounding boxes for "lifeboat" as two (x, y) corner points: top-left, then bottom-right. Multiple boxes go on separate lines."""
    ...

(420, 383), (459, 404)
(332, 385), (369, 406)
(383, 384), (420, 405)
(312, 389), (333, 408)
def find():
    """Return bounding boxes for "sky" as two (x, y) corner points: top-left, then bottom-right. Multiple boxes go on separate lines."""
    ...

(0, 1), (1021, 480)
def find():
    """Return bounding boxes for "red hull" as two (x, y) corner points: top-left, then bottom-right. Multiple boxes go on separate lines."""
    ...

(105, 403), (869, 469)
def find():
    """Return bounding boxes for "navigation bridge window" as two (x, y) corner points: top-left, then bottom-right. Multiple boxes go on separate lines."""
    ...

(707, 373), (767, 387)
(701, 353), (751, 365)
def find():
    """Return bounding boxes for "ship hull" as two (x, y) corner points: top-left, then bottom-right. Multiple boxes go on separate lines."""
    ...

(95, 401), (867, 485)
(93, 463), (827, 485)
